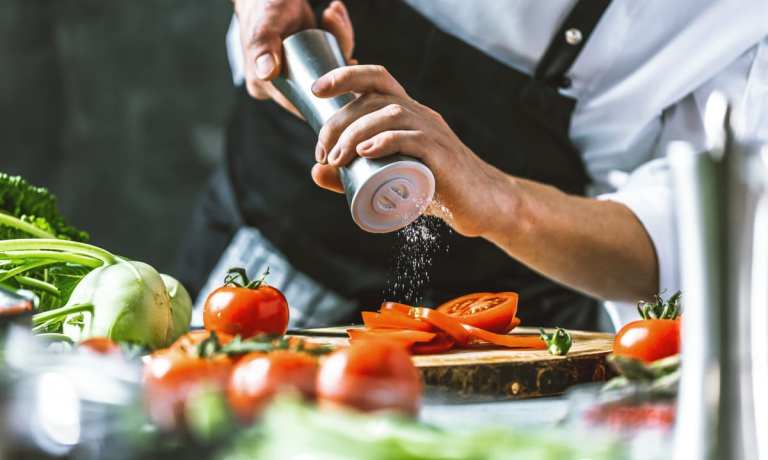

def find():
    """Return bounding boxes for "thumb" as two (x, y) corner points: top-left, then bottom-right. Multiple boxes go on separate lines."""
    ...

(311, 163), (344, 194)
(321, 1), (355, 62)
(241, 23), (283, 81)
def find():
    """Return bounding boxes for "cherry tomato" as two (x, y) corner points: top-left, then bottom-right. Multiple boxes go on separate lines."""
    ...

(143, 350), (233, 430)
(204, 284), (289, 338)
(78, 337), (121, 356)
(437, 292), (518, 333)
(228, 351), (318, 423)
(613, 319), (680, 363)
(317, 340), (421, 415)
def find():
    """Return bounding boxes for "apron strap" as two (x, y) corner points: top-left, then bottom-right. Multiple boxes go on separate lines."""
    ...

(534, 0), (613, 87)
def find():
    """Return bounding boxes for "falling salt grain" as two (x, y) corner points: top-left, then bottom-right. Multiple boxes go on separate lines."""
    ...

(384, 212), (451, 306)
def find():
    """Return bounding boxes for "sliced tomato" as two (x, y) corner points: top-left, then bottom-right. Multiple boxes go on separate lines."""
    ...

(411, 333), (455, 354)
(464, 324), (547, 349)
(362, 310), (433, 332)
(508, 317), (521, 330)
(412, 308), (471, 346)
(347, 328), (436, 348)
(380, 302), (414, 316)
(437, 292), (518, 333)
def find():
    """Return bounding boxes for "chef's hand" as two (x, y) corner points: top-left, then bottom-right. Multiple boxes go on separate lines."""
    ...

(310, 65), (516, 238)
(233, 0), (355, 116)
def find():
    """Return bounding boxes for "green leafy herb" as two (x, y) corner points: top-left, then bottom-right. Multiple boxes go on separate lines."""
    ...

(221, 397), (622, 460)
(539, 327), (572, 356)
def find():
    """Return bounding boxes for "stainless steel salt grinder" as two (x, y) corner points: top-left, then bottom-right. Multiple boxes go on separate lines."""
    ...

(273, 29), (435, 233)
(671, 92), (767, 460)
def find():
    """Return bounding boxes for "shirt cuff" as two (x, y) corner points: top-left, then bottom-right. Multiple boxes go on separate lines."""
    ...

(597, 161), (679, 330)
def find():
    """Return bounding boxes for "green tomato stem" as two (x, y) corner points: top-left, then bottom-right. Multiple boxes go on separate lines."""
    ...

(0, 212), (56, 238)
(34, 333), (74, 344)
(0, 250), (102, 268)
(15, 275), (61, 297)
(0, 239), (116, 265)
(32, 302), (93, 326)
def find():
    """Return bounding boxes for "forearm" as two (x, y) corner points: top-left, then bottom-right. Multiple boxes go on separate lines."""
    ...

(483, 177), (659, 302)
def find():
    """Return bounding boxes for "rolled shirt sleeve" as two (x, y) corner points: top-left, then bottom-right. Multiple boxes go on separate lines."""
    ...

(598, 160), (678, 329)
(596, 37), (768, 330)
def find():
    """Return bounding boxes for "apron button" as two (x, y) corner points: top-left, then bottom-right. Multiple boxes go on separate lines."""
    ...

(565, 28), (583, 45)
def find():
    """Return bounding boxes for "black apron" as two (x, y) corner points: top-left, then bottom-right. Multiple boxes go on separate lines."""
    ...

(177, 0), (612, 330)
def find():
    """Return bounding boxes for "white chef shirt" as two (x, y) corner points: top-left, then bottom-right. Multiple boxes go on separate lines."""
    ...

(226, 0), (768, 329)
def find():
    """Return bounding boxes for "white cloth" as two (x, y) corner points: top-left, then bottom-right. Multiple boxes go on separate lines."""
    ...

(226, 1), (768, 329)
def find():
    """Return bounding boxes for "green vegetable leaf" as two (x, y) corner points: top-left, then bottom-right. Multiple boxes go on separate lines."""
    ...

(0, 172), (88, 241)
(539, 327), (573, 356)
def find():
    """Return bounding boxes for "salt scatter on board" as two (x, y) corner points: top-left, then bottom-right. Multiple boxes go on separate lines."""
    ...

(383, 203), (453, 305)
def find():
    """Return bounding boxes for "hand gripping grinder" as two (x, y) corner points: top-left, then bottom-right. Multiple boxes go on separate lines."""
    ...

(272, 29), (435, 233)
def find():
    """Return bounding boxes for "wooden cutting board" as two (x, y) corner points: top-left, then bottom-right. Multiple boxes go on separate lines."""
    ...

(291, 327), (614, 402)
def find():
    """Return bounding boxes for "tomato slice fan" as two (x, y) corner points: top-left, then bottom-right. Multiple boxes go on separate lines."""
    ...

(463, 324), (546, 349)
(437, 292), (518, 333)
(347, 328), (436, 348)
(348, 294), (540, 355)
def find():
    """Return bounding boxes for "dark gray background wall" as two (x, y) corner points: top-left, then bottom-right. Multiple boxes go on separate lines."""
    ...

(0, 0), (234, 273)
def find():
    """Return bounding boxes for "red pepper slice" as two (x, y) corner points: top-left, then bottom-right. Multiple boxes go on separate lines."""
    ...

(411, 332), (455, 354)
(508, 317), (521, 330)
(347, 328), (436, 348)
(463, 324), (547, 349)
(362, 310), (434, 332)
(412, 308), (471, 346)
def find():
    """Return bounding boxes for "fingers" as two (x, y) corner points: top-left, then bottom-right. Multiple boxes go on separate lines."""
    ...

(322, 1), (355, 62)
(317, 96), (416, 164)
(311, 163), (344, 193)
(312, 65), (407, 99)
(330, 104), (420, 167)
(356, 130), (431, 162)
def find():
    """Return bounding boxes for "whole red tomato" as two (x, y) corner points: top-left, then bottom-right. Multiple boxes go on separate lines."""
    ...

(613, 319), (680, 363)
(143, 350), (233, 430)
(204, 268), (289, 338)
(227, 350), (318, 423)
(316, 340), (422, 415)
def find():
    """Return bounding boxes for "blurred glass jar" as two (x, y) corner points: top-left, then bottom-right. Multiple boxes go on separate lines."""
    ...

(0, 285), (148, 460)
